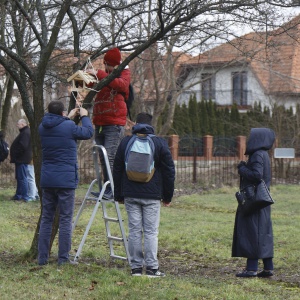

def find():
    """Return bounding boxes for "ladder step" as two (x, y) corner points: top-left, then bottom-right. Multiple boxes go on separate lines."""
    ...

(107, 236), (123, 242)
(111, 255), (128, 261)
(86, 196), (98, 200)
(103, 217), (119, 222)
(102, 199), (115, 203)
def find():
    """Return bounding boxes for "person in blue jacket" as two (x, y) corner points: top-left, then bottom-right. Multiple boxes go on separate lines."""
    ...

(232, 128), (275, 278)
(113, 112), (175, 277)
(38, 100), (94, 266)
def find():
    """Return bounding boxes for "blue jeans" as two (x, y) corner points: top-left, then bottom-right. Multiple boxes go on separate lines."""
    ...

(14, 163), (30, 201)
(38, 188), (75, 265)
(95, 125), (124, 183)
(125, 197), (161, 270)
(26, 164), (39, 199)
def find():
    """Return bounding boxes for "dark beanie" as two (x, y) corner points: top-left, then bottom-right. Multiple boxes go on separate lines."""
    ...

(104, 48), (121, 67)
(136, 112), (153, 125)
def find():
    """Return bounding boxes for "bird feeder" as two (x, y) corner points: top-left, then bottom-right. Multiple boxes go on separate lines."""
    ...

(67, 70), (98, 93)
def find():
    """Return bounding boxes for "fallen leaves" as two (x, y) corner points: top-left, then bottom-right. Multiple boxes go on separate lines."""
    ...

(88, 280), (98, 290)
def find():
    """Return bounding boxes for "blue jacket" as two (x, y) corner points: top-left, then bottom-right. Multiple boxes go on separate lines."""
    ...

(39, 113), (94, 189)
(113, 123), (175, 203)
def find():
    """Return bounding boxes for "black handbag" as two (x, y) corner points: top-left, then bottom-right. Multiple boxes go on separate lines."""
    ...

(236, 179), (274, 216)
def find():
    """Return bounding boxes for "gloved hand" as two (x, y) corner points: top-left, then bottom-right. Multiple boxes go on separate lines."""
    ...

(237, 161), (246, 169)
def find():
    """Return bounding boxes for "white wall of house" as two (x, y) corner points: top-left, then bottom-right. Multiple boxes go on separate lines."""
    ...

(178, 65), (273, 110)
(178, 69), (201, 105)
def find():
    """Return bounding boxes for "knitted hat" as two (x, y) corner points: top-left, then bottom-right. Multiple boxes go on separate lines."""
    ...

(104, 48), (121, 67)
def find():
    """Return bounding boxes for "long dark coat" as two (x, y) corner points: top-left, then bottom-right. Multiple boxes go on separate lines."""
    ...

(10, 126), (32, 164)
(232, 128), (275, 259)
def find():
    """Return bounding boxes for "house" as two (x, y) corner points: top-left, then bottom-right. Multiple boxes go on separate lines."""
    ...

(177, 15), (300, 113)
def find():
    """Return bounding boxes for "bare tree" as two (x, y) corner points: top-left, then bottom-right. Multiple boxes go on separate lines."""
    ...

(0, 0), (299, 259)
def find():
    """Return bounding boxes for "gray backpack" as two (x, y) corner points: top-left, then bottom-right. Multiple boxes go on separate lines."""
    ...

(125, 134), (155, 182)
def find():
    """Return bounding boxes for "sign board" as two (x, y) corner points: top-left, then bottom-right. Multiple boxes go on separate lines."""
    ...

(274, 148), (295, 158)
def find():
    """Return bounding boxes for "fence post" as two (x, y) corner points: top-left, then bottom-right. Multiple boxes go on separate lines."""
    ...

(168, 135), (179, 161)
(236, 136), (246, 161)
(203, 135), (213, 160)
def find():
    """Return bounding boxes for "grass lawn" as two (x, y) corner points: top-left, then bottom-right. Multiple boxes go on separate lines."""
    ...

(0, 184), (300, 299)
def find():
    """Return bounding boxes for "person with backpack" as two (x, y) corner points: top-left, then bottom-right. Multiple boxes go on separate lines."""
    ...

(10, 119), (33, 202)
(113, 112), (175, 277)
(86, 47), (130, 199)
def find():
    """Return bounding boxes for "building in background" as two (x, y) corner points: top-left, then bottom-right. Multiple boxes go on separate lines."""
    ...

(177, 15), (300, 113)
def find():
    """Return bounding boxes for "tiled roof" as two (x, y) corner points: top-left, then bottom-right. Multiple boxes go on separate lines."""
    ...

(181, 15), (300, 95)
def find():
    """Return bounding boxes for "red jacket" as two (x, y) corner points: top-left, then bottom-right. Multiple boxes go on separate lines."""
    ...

(92, 68), (130, 126)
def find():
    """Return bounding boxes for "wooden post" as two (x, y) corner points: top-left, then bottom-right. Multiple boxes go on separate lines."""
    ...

(203, 135), (213, 160)
(236, 136), (247, 161)
(168, 135), (179, 160)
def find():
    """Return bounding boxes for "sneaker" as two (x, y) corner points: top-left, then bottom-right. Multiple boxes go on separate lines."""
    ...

(11, 196), (21, 200)
(103, 189), (113, 200)
(91, 191), (100, 197)
(146, 268), (166, 278)
(131, 268), (143, 276)
(257, 270), (273, 277)
(236, 269), (257, 277)
(25, 198), (36, 202)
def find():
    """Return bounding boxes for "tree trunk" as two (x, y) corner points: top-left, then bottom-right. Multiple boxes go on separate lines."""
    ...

(27, 86), (61, 260)
(0, 76), (14, 136)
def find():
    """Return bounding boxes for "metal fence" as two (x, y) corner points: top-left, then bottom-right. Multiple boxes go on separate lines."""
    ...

(1, 137), (300, 190)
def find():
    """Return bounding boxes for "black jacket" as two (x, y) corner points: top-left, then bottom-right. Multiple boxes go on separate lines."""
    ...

(10, 126), (32, 164)
(113, 123), (175, 203)
(232, 128), (275, 259)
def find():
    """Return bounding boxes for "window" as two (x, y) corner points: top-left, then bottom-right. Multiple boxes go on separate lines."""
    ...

(201, 73), (216, 100)
(232, 72), (247, 105)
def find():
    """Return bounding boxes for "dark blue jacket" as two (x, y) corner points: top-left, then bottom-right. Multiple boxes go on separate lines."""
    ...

(113, 123), (175, 203)
(232, 128), (275, 259)
(39, 113), (94, 189)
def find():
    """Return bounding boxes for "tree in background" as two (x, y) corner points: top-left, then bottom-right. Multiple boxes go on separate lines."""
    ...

(172, 99), (300, 154)
(230, 103), (241, 137)
(198, 100), (208, 136)
(188, 94), (200, 135)
(1, 0), (300, 259)
(214, 105), (225, 137)
(171, 103), (192, 136)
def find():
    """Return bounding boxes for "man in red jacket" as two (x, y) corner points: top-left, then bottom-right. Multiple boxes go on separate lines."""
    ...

(88, 47), (130, 199)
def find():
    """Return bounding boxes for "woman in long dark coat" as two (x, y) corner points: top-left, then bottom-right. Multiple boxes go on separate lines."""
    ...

(232, 128), (276, 278)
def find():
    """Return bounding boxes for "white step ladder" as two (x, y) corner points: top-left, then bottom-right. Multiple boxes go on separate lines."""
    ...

(72, 145), (130, 263)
